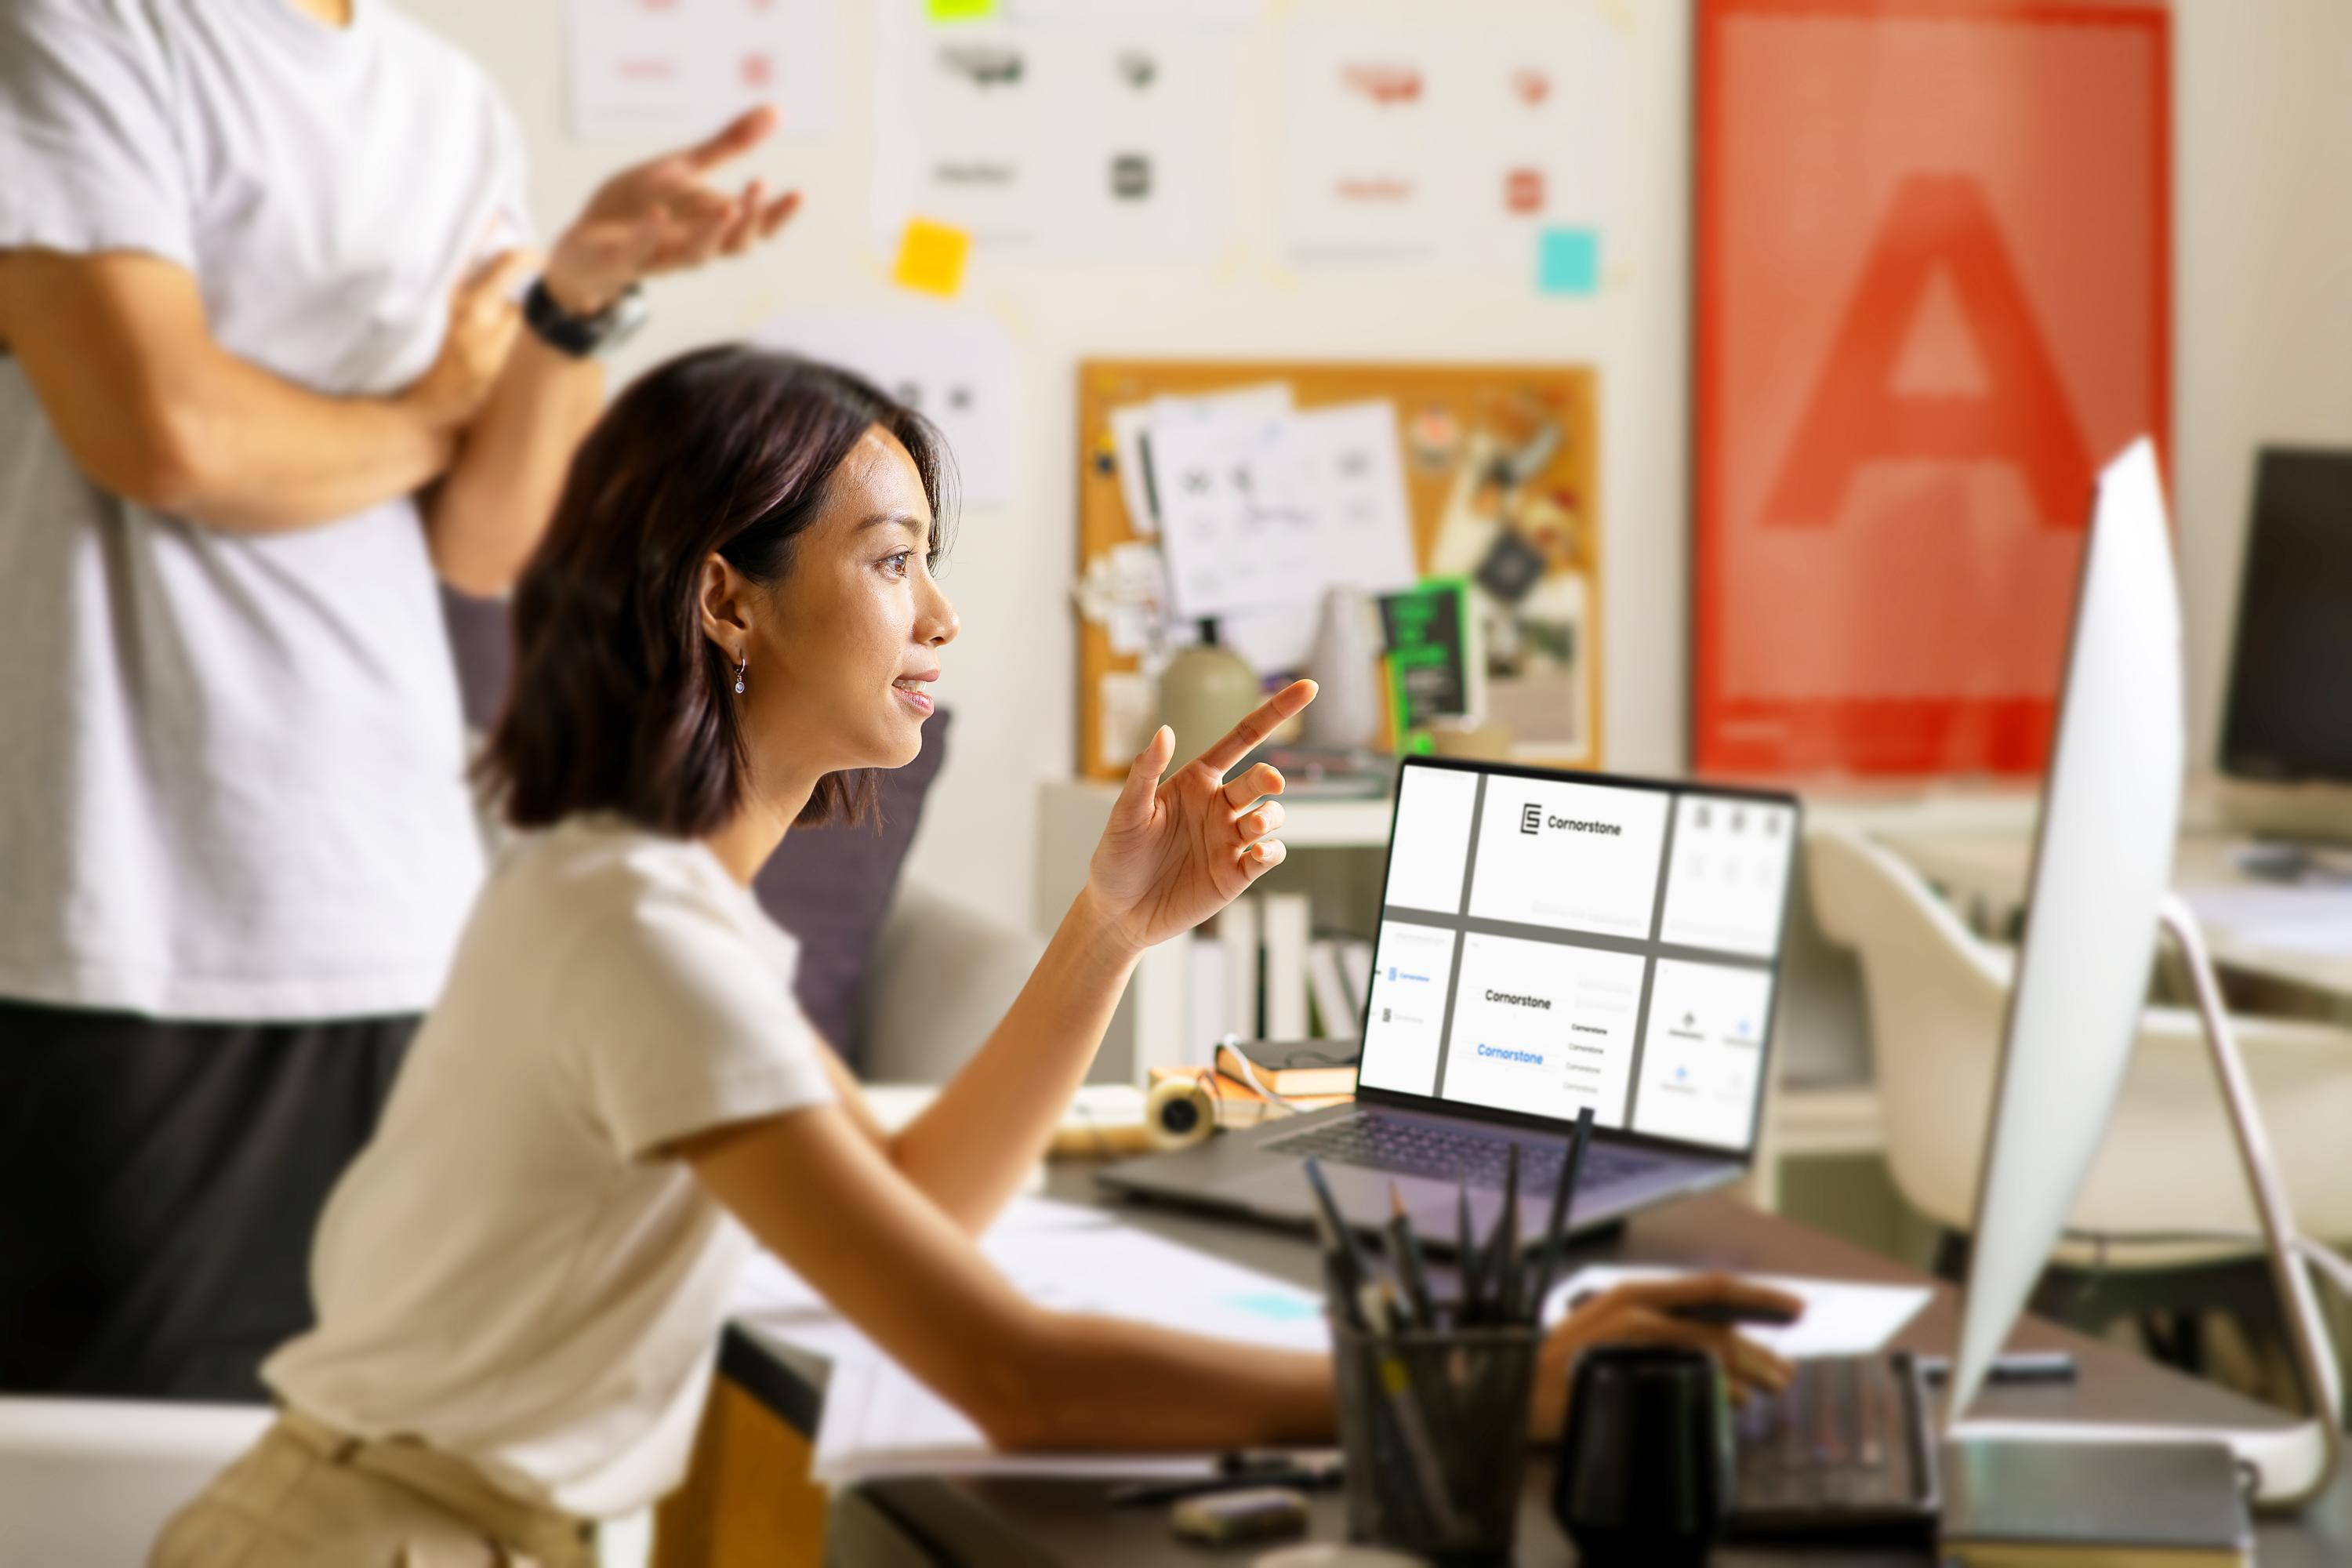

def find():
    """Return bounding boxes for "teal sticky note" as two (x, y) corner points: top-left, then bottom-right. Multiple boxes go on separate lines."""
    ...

(1538, 227), (1600, 295)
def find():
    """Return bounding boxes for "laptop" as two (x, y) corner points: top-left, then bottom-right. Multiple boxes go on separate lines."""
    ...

(1099, 756), (1802, 1251)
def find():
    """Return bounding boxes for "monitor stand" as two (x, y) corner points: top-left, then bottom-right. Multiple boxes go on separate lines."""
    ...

(1948, 895), (2345, 1511)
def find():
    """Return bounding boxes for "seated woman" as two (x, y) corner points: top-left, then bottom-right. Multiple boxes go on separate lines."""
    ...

(153, 347), (1796, 1566)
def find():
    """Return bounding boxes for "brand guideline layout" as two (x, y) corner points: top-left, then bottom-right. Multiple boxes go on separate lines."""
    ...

(1358, 765), (1795, 1151)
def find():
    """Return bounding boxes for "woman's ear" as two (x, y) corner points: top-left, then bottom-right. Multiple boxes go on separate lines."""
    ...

(697, 554), (754, 659)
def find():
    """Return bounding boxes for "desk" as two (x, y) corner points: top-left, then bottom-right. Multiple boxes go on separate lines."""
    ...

(1878, 829), (2352, 1025)
(689, 1165), (2352, 1566)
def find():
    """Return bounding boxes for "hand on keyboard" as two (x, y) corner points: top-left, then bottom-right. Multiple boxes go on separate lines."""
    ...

(1530, 1274), (1802, 1440)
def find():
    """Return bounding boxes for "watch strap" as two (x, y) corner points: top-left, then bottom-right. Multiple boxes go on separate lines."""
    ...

(524, 279), (644, 358)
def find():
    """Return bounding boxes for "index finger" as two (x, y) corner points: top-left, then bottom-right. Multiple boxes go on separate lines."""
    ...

(1193, 679), (1316, 777)
(680, 105), (779, 171)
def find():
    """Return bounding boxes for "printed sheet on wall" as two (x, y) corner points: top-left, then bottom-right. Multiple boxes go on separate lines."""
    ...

(1693, 0), (2170, 778)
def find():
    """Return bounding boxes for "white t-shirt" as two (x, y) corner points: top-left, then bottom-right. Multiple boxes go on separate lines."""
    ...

(264, 815), (836, 1518)
(0, 0), (532, 1018)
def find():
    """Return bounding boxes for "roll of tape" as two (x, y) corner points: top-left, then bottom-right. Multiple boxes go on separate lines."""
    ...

(1145, 1074), (1218, 1150)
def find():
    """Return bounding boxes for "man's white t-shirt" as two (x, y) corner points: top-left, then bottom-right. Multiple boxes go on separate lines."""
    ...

(265, 815), (836, 1518)
(0, 0), (532, 1018)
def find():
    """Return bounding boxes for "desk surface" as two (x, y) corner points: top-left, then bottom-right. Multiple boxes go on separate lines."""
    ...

(1879, 829), (2352, 1012)
(726, 1164), (2352, 1566)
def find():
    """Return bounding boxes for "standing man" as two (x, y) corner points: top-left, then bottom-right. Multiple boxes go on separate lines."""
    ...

(0, 0), (800, 1400)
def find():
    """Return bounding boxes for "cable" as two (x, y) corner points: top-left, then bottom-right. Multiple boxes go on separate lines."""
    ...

(1215, 1033), (1305, 1114)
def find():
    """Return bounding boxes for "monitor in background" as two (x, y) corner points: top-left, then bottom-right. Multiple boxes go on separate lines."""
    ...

(2218, 447), (2352, 786)
(1356, 760), (1798, 1155)
(1949, 437), (2343, 1508)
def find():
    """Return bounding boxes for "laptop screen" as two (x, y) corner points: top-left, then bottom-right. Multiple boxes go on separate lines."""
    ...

(1356, 758), (1800, 1154)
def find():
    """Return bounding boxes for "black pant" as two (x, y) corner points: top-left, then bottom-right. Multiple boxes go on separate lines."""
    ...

(0, 1000), (416, 1402)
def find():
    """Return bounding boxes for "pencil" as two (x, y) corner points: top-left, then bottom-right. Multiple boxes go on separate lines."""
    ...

(1526, 1105), (1596, 1324)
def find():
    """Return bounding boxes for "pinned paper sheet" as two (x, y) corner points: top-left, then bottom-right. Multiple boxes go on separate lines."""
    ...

(1547, 1266), (1932, 1361)
(873, 6), (1232, 263)
(564, 0), (837, 143)
(1008, 0), (1261, 24)
(891, 217), (972, 297)
(1149, 395), (1417, 622)
(757, 306), (1014, 505)
(1281, 9), (1620, 267)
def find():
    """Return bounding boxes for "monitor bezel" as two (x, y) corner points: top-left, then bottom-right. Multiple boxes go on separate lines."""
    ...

(2216, 445), (2352, 786)
(1348, 753), (1804, 1165)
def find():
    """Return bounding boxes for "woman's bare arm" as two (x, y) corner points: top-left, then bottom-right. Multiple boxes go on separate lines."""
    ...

(675, 1102), (1333, 1452)
(871, 683), (1317, 1233)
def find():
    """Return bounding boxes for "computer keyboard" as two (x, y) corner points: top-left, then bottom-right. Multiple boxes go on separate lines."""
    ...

(1727, 1352), (1937, 1538)
(1265, 1112), (1661, 1193)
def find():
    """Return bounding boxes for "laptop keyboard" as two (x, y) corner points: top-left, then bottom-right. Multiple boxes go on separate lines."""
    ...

(1729, 1354), (1933, 1530)
(1265, 1112), (1663, 1193)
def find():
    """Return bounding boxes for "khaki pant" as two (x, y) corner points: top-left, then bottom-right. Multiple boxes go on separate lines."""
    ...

(150, 1409), (597, 1568)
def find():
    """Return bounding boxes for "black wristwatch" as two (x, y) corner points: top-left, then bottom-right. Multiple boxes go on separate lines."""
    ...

(523, 278), (650, 358)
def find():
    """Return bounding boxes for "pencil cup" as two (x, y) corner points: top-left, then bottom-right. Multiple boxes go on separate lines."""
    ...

(1330, 1319), (1539, 1566)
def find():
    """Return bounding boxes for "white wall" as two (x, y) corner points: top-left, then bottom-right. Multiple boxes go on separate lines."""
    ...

(2173, 0), (2352, 772)
(411, 0), (2347, 934)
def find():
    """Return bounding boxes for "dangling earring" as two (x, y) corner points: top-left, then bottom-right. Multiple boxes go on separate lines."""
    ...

(733, 655), (747, 696)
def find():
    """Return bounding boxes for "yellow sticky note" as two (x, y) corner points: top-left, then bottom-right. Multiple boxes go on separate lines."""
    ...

(891, 217), (971, 298)
(927, 0), (996, 17)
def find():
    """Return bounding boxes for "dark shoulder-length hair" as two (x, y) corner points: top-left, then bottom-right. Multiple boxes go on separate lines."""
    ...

(480, 345), (949, 836)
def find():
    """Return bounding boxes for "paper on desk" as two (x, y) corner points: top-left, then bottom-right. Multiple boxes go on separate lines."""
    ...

(1547, 1265), (1930, 1361)
(735, 1199), (1330, 1483)
(2184, 885), (2352, 957)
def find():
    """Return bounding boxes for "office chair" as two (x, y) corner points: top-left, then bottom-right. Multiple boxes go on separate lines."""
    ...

(1804, 826), (2352, 1377)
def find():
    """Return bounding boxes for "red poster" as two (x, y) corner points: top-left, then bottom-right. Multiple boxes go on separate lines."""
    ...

(1694, 0), (2169, 779)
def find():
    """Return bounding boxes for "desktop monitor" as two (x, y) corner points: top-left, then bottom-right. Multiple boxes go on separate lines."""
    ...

(2217, 447), (2352, 785)
(1948, 437), (2342, 1506)
(1948, 437), (2185, 1418)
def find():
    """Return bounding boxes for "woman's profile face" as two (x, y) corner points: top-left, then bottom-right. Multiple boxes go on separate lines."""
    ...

(742, 424), (959, 779)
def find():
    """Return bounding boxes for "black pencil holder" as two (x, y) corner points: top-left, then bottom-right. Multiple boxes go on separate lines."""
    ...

(1330, 1319), (1539, 1566)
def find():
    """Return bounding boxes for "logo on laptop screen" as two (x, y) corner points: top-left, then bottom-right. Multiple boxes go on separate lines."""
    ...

(1520, 803), (1542, 834)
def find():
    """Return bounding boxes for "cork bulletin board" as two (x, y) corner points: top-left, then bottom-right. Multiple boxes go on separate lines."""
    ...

(1074, 359), (1602, 781)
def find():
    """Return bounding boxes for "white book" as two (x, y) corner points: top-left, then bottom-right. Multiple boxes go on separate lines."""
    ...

(1220, 895), (1261, 1041)
(1306, 938), (1359, 1039)
(1335, 936), (1374, 1020)
(1130, 931), (1192, 1080)
(1184, 941), (1229, 1070)
(1262, 892), (1312, 1041)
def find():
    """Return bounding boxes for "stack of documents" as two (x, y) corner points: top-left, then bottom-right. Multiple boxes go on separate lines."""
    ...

(733, 1199), (1331, 1484)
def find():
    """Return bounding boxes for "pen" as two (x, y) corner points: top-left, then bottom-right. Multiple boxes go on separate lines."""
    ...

(1387, 1182), (1438, 1330)
(1455, 1180), (1481, 1324)
(1494, 1142), (1522, 1323)
(1109, 1458), (1344, 1508)
(1357, 1282), (1462, 1537)
(1565, 1290), (1800, 1328)
(1918, 1351), (2078, 1385)
(1525, 1106), (1595, 1323)
(1302, 1159), (1370, 1329)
